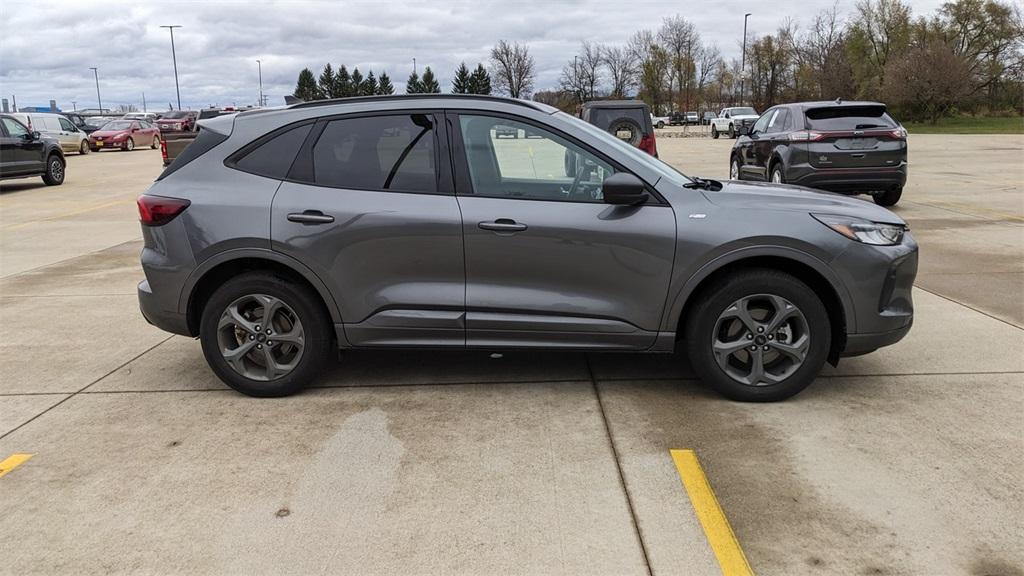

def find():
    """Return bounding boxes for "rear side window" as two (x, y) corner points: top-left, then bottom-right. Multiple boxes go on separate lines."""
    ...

(805, 106), (896, 130)
(309, 114), (436, 193)
(157, 129), (229, 181)
(232, 123), (312, 180)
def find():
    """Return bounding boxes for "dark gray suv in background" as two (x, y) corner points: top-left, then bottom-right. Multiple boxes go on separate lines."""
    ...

(731, 101), (908, 206)
(138, 95), (917, 402)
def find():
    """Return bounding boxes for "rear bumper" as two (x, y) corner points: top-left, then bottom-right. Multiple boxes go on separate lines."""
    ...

(138, 279), (191, 336)
(788, 163), (907, 193)
(842, 319), (912, 356)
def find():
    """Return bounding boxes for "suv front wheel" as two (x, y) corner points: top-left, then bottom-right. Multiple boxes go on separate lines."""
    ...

(42, 154), (65, 186)
(199, 272), (333, 397)
(685, 269), (831, 402)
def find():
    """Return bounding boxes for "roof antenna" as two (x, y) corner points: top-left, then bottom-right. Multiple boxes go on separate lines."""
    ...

(835, 97), (843, 104)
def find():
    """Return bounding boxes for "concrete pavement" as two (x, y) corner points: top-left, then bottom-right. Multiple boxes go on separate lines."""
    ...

(1, 138), (1021, 575)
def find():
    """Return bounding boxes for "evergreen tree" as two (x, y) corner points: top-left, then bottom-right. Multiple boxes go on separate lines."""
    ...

(350, 68), (364, 96)
(469, 64), (492, 95)
(377, 72), (395, 95)
(406, 70), (422, 94)
(335, 65), (351, 98)
(451, 62), (471, 93)
(420, 66), (441, 93)
(361, 71), (379, 96)
(294, 68), (319, 101)
(317, 63), (335, 99)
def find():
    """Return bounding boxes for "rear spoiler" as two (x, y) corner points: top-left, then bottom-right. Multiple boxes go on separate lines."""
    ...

(194, 113), (235, 136)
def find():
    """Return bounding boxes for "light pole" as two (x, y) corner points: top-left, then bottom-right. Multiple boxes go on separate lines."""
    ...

(256, 60), (263, 107)
(160, 25), (182, 110)
(72, 101), (77, 111)
(89, 67), (102, 112)
(412, 57), (417, 74)
(740, 13), (751, 105)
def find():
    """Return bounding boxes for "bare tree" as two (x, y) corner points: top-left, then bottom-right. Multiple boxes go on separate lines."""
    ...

(489, 40), (537, 98)
(560, 41), (603, 102)
(602, 44), (637, 99)
(658, 15), (701, 111)
(695, 44), (722, 110)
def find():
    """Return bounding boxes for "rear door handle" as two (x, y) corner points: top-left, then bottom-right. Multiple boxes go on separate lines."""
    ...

(287, 210), (335, 224)
(478, 218), (527, 233)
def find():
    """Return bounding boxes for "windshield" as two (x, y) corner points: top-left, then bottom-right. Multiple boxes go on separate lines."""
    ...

(731, 107), (757, 116)
(102, 121), (133, 130)
(555, 111), (692, 186)
(162, 111), (189, 119)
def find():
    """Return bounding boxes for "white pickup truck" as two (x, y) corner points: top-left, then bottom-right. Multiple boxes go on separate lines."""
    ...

(651, 113), (670, 129)
(710, 106), (760, 139)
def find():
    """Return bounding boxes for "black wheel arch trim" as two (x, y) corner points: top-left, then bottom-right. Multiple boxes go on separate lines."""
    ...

(177, 247), (344, 326)
(661, 244), (857, 335)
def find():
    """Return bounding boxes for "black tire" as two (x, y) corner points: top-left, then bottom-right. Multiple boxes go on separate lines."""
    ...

(711, 125), (719, 139)
(874, 186), (903, 206)
(79, 140), (90, 155)
(151, 134), (160, 149)
(200, 272), (333, 397)
(656, 121), (665, 129)
(41, 154), (65, 186)
(607, 117), (643, 146)
(728, 124), (736, 139)
(684, 269), (831, 402)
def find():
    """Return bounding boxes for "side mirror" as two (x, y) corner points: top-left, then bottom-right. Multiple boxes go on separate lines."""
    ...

(602, 173), (648, 206)
(740, 124), (753, 136)
(27, 131), (40, 140)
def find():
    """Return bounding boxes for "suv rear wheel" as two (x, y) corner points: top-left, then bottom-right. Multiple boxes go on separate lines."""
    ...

(873, 186), (903, 207)
(41, 154), (65, 186)
(199, 272), (332, 397)
(728, 124), (736, 139)
(685, 269), (831, 402)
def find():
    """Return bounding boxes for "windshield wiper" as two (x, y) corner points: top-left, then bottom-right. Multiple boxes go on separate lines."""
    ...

(683, 177), (722, 191)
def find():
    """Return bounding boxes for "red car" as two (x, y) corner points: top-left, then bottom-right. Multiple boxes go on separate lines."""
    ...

(88, 119), (161, 151)
(156, 110), (197, 132)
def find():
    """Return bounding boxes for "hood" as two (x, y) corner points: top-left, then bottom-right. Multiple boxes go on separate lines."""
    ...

(90, 129), (129, 138)
(702, 180), (905, 225)
(731, 114), (759, 121)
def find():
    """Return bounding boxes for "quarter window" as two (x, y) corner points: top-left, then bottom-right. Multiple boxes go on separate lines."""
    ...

(233, 123), (312, 180)
(311, 114), (437, 193)
(457, 115), (615, 203)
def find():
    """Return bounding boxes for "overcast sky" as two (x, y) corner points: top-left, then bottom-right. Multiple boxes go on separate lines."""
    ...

(1, 0), (948, 111)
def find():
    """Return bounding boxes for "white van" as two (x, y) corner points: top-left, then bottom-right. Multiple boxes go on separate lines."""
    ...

(10, 112), (90, 154)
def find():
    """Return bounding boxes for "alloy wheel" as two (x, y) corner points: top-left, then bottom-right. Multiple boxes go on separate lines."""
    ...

(217, 294), (305, 381)
(50, 158), (64, 182)
(730, 160), (740, 180)
(771, 168), (783, 183)
(711, 294), (810, 386)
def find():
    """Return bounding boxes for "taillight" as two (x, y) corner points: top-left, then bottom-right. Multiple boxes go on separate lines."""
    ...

(137, 195), (190, 226)
(889, 127), (908, 139)
(789, 131), (825, 142)
(160, 136), (168, 161)
(639, 133), (658, 157)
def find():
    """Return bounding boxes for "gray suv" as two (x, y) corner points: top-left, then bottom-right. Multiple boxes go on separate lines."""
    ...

(138, 95), (917, 402)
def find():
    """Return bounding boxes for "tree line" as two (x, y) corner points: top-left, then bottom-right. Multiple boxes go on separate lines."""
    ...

(543, 0), (1022, 122)
(292, 0), (1022, 123)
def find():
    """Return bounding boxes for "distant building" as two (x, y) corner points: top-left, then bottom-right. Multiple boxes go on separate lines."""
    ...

(18, 106), (62, 113)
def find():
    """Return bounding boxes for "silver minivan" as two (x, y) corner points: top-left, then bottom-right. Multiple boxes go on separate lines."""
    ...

(10, 112), (90, 154)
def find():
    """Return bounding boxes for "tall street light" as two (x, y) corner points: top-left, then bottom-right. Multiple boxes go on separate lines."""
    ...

(256, 60), (263, 107)
(89, 67), (102, 112)
(160, 25), (183, 110)
(741, 13), (751, 105)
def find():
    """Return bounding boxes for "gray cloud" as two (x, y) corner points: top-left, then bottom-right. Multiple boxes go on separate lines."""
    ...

(1, 0), (947, 111)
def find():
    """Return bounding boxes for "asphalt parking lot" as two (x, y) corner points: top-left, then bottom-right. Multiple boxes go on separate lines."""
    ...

(1, 136), (1022, 575)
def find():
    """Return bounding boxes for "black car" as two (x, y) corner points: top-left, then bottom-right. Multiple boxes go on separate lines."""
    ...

(0, 114), (66, 186)
(579, 100), (657, 156)
(730, 100), (907, 206)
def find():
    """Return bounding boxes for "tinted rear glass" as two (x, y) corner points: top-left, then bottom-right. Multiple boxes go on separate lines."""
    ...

(233, 123), (312, 180)
(588, 108), (647, 130)
(805, 106), (896, 130)
(157, 129), (229, 181)
(310, 114), (436, 193)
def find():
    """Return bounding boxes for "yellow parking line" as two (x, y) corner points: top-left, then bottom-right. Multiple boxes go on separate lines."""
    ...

(671, 449), (754, 576)
(2, 198), (131, 230)
(0, 453), (34, 478)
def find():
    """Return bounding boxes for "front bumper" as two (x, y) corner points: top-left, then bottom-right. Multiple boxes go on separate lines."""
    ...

(834, 231), (919, 355)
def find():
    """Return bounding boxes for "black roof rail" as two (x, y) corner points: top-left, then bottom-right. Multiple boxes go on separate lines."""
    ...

(288, 93), (552, 113)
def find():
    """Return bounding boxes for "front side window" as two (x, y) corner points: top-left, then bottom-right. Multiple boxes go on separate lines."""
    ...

(458, 115), (615, 203)
(752, 111), (773, 134)
(3, 118), (29, 137)
(311, 114), (436, 193)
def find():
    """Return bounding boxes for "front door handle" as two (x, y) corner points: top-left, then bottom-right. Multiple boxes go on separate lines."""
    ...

(478, 218), (527, 233)
(287, 210), (335, 224)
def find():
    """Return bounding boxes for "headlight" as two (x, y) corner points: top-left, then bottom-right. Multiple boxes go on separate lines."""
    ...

(812, 214), (905, 245)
